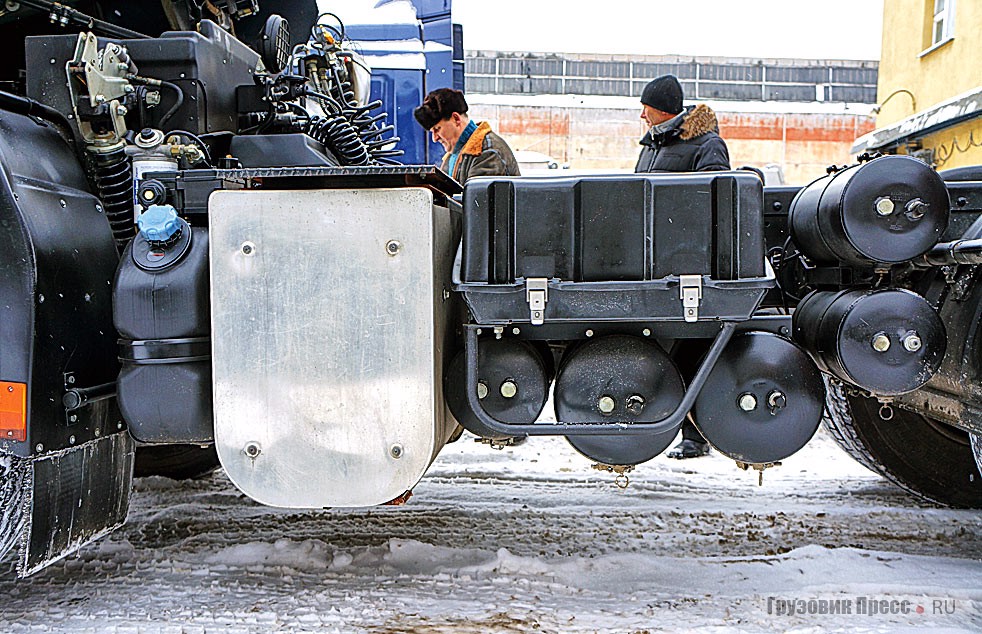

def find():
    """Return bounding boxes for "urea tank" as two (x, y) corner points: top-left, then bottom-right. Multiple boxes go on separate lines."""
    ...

(113, 205), (212, 443)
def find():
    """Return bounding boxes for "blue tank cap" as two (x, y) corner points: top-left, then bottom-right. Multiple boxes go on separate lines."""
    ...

(137, 204), (181, 243)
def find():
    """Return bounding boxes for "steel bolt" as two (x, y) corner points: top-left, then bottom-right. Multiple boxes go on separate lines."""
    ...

(385, 240), (401, 255)
(626, 394), (645, 416)
(476, 381), (489, 400)
(905, 198), (928, 221)
(241, 241), (255, 255)
(69, 435), (75, 444)
(512, 327), (521, 335)
(6, 386), (12, 392)
(35, 444), (43, 452)
(500, 380), (518, 399)
(872, 333), (891, 352)
(767, 390), (787, 412)
(642, 328), (651, 337)
(390, 444), (403, 459)
(585, 329), (594, 338)
(738, 393), (758, 412)
(243, 442), (261, 458)
(67, 375), (75, 384)
(903, 333), (922, 352)
(874, 197), (895, 216)
(597, 395), (616, 414)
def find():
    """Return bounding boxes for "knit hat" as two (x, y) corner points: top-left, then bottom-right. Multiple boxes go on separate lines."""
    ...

(640, 75), (684, 115)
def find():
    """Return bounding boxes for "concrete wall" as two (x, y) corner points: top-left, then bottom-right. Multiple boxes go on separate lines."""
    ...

(469, 103), (875, 185)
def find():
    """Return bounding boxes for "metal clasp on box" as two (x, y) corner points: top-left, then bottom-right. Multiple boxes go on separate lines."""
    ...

(526, 278), (549, 325)
(680, 274), (702, 323)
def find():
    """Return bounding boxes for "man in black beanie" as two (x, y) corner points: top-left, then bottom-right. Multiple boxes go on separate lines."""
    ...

(414, 88), (521, 184)
(636, 75), (730, 459)
(635, 74), (730, 174)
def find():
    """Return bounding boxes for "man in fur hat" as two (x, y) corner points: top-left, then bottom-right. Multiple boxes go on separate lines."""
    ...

(635, 74), (730, 173)
(636, 74), (731, 459)
(414, 88), (521, 184)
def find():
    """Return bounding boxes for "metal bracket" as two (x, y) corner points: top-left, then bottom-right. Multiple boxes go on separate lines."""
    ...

(67, 32), (133, 144)
(463, 321), (737, 437)
(679, 275), (703, 322)
(526, 278), (548, 325)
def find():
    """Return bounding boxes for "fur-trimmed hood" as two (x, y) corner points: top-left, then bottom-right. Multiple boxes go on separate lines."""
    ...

(458, 121), (493, 156)
(440, 121), (521, 183)
(635, 104), (730, 173)
(679, 104), (720, 140)
(643, 104), (720, 144)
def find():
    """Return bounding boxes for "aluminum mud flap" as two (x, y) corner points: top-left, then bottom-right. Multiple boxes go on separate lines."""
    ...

(209, 188), (455, 508)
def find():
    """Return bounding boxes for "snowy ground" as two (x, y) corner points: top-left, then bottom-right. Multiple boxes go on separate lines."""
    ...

(0, 427), (979, 633)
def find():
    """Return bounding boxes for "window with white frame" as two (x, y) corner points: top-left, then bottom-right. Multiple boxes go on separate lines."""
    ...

(932, 0), (956, 45)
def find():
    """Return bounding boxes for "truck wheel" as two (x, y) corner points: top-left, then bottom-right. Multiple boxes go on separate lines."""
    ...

(824, 379), (982, 508)
(133, 444), (220, 480)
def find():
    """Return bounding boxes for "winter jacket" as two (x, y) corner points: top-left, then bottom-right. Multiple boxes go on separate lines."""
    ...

(441, 121), (521, 184)
(634, 104), (731, 173)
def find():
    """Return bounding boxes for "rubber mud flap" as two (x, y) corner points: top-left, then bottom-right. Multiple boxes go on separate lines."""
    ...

(20, 431), (134, 577)
(0, 453), (30, 563)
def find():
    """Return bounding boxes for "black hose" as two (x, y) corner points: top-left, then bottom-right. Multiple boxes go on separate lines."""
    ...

(303, 89), (343, 115)
(128, 76), (185, 129)
(157, 81), (184, 128)
(0, 90), (75, 144)
(322, 63), (402, 164)
(305, 115), (369, 165)
(312, 12), (346, 44)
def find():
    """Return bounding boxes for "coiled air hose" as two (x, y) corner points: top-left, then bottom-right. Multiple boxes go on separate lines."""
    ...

(304, 113), (370, 166)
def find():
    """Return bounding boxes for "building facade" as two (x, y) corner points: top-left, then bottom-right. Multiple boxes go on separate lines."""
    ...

(853, 0), (982, 170)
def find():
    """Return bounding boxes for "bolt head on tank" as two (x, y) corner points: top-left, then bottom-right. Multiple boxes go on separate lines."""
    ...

(871, 333), (891, 353)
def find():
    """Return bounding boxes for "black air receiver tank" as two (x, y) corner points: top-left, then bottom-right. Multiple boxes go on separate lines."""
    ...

(789, 155), (949, 265)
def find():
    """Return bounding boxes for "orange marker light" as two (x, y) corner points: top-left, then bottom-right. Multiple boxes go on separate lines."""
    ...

(0, 382), (27, 442)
